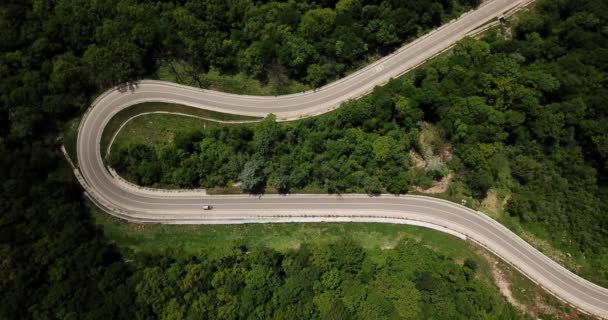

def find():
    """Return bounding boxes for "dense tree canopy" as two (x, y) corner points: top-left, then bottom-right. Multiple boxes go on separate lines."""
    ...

(0, 0), (484, 318)
(111, 87), (416, 194)
(417, 0), (608, 276)
(3, 0), (479, 90)
(1, 0), (607, 318)
(127, 239), (521, 320)
(113, 0), (608, 283)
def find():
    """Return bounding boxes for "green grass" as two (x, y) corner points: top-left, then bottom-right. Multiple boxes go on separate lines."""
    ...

(157, 61), (311, 96)
(112, 113), (217, 151)
(61, 101), (261, 164)
(101, 102), (261, 157)
(507, 261), (536, 305)
(91, 203), (480, 262)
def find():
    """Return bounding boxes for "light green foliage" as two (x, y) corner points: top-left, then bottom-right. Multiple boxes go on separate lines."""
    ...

(305, 63), (336, 87)
(240, 42), (265, 78)
(135, 267), (175, 315)
(372, 136), (394, 162)
(396, 96), (423, 128)
(124, 239), (521, 319)
(162, 299), (186, 320)
(335, 0), (360, 15)
(280, 36), (318, 69)
(372, 273), (421, 319)
(453, 37), (491, 64)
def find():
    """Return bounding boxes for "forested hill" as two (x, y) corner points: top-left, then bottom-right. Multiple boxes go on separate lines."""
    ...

(111, 0), (608, 285)
(2, 0), (480, 92)
(1, 0), (607, 319)
(426, 0), (608, 282)
(0, 0), (491, 318)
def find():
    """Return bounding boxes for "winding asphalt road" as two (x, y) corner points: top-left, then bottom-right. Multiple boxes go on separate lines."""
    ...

(75, 0), (608, 318)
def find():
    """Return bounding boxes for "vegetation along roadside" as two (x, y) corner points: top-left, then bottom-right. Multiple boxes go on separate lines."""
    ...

(2, 0), (606, 319)
(109, 0), (608, 289)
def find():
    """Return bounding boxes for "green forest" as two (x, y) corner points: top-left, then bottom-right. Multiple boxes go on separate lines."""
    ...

(124, 240), (522, 319)
(1, 0), (606, 319)
(111, 0), (608, 283)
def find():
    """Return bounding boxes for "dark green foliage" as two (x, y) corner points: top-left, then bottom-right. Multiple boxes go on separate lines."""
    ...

(0, 1), (135, 318)
(0, 0), (481, 317)
(2, 0), (607, 318)
(110, 144), (161, 185)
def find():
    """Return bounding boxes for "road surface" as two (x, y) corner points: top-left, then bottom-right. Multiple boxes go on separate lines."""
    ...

(75, 0), (608, 318)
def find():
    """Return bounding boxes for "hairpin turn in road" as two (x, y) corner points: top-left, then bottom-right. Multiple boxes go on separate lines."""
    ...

(75, 0), (608, 318)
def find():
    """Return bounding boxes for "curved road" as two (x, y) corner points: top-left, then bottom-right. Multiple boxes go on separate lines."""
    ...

(75, 0), (608, 318)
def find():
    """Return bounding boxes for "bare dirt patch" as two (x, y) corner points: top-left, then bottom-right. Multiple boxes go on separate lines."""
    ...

(491, 260), (530, 314)
(481, 190), (501, 219)
(409, 150), (426, 168)
(381, 234), (405, 250)
(482, 190), (499, 212)
(415, 172), (452, 194)
(439, 144), (453, 162)
(501, 193), (511, 208)
(166, 131), (175, 144)
(480, 190), (512, 219)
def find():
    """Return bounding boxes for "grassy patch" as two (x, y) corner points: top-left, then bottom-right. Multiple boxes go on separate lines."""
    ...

(206, 184), (245, 195)
(157, 61), (311, 96)
(479, 188), (510, 220)
(418, 123), (445, 156)
(101, 102), (261, 157)
(91, 202), (479, 261)
(112, 113), (213, 151)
